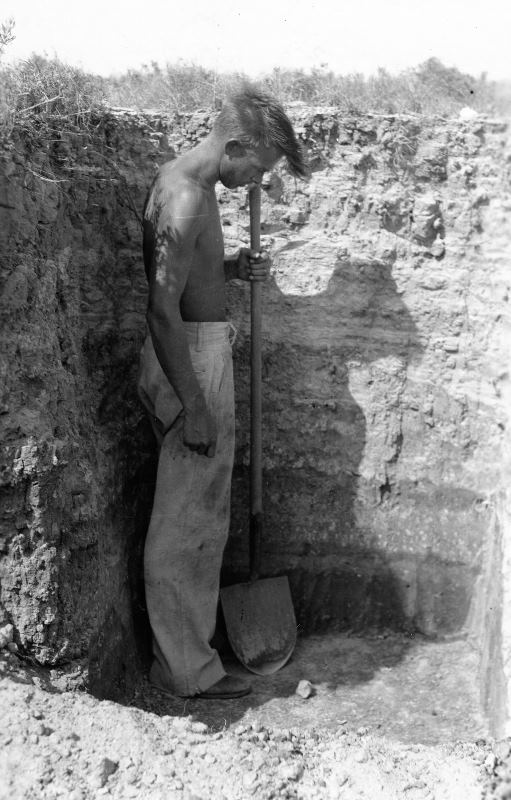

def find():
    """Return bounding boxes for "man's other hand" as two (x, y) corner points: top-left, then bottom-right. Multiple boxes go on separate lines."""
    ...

(236, 248), (270, 282)
(183, 395), (217, 457)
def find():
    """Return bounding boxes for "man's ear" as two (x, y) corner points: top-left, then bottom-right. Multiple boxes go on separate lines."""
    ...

(225, 139), (246, 158)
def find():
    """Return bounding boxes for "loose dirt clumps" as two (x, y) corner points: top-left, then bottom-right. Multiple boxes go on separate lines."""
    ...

(2, 633), (509, 799)
(0, 670), (484, 800)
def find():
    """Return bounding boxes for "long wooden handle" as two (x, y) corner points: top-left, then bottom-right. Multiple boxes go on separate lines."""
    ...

(249, 185), (263, 581)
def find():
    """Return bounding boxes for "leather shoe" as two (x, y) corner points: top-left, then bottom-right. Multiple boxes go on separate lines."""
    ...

(194, 674), (251, 700)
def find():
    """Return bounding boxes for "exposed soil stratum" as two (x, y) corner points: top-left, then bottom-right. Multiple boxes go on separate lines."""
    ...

(1, 107), (511, 796)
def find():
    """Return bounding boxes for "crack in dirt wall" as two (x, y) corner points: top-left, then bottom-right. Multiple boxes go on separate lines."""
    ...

(0, 109), (509, 719)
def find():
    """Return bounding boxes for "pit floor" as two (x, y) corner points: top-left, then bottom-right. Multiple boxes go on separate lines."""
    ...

(134, 631), (488, 746)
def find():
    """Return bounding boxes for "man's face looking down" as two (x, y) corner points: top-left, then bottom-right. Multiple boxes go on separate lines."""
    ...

(219, 140), (282, 190)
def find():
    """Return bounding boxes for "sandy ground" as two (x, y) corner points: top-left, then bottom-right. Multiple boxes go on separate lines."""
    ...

(1, 632), (510, 799)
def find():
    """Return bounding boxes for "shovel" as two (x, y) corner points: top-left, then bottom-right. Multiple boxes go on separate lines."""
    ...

(220, 185), (297, 675)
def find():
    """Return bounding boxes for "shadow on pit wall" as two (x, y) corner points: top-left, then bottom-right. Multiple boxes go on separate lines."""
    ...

(123, 234), (429, 719)
(221, 239), (424, 637)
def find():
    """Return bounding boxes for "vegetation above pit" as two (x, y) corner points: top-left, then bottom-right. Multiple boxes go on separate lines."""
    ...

(1, 14), (510, 137)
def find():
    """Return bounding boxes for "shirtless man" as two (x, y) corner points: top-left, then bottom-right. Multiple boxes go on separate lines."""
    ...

(138, 88), (306, 699)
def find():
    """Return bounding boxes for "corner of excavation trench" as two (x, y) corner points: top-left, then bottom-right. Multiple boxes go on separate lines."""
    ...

(1, 107), (511, 798)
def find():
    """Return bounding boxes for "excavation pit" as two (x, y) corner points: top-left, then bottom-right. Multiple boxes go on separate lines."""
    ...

(1, 107), (510, 789)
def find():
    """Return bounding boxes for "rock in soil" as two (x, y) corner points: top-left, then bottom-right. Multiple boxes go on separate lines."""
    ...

(0, 633), (506, 799)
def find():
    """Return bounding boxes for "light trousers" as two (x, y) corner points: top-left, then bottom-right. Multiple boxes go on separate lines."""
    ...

(138, 322), (235, 696)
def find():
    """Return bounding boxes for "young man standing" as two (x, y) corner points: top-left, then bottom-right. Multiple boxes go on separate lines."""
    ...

(138, 88), (306, 699)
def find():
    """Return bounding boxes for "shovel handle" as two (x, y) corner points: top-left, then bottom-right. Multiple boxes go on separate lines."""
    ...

(249, 185), (263, 581)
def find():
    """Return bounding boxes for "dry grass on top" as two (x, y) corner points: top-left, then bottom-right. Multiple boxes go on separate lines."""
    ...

(0, 35), (509, 140)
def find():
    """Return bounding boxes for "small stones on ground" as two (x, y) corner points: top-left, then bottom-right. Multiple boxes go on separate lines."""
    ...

(485, 753), (498, 773)
(242, 770), (259, 790)
(124, 766), (138, 785)
(336, 769), (349, 786)
(278, 761), (304, 781)
(0, 624), (13, 649)
(354, 746), (369, 763)
(495, 740), (511, 761)
(190, 720), (208, 734)
(251, 721), (264, 733)
(90, 757), (119, 789)
(0, 634), (500, 800)
(173, 716), (193, 732)
(325, 775), (343, 799)
(296, 680), (314, 699)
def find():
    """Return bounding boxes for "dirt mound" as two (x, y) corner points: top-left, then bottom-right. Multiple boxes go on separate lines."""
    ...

(3, 632), (508, 799)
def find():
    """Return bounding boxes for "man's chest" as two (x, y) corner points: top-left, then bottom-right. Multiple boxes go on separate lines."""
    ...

(196, 195), (224, 259)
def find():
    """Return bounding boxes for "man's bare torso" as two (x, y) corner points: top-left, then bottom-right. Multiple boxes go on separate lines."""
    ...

(143, 157), (227, 322)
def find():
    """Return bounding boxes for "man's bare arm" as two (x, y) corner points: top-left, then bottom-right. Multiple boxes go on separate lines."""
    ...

(146, 187), (216, 455)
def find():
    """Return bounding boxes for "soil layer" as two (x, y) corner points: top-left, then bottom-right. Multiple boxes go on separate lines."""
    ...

(3, 632), (508, 799)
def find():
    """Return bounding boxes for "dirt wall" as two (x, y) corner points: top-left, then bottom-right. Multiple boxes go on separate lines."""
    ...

(0, 108), (509, 711)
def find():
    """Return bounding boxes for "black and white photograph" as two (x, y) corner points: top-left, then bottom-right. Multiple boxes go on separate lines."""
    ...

(0, 1), (510, 797)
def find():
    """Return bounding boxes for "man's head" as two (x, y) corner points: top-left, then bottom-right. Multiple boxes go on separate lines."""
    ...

(214, 87), (307, 189)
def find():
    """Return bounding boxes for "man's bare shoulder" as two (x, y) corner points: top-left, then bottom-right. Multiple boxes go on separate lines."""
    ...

(145, 160), (208, 230)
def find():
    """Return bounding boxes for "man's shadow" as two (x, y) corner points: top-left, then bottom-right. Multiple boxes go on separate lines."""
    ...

(223, 235), (423, 635)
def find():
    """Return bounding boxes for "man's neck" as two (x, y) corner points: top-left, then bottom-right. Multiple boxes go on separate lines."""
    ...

(186, 135), (224, 191)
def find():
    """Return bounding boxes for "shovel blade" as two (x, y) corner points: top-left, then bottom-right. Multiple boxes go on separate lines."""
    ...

(220, 576), (296, 675)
